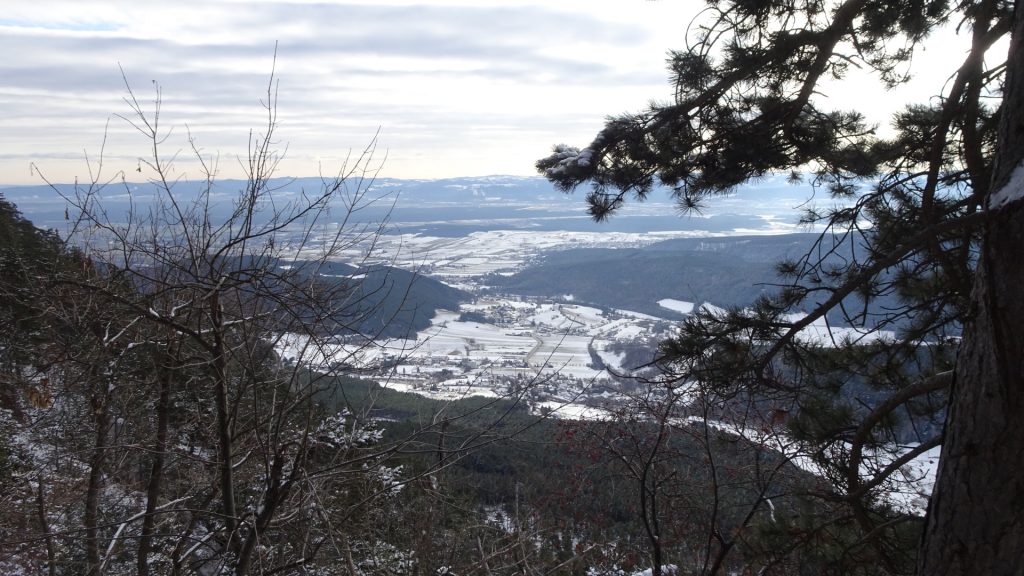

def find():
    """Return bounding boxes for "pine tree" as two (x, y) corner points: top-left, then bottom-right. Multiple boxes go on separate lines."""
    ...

(539, 0), (1023, 573)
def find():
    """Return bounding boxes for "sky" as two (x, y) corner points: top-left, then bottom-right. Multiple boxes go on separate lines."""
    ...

(0, 1), (980, 186)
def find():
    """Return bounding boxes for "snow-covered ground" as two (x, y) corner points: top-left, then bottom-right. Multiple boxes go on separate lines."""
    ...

(534, 400), (611, 420)
(277, 297), (666, 404)
(686, 415), (939, 515)
(285, 229), (713, 282)
(658, 299), (695, 314)
(273, 203), (937, 518)
(783, 312), (896, 346)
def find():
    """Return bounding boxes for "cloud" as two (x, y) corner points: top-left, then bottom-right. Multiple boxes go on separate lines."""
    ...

(0, 18), (122, 32)
(0, 1), (695, 184)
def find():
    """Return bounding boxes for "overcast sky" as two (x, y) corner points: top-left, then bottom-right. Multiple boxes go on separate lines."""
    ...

(1, 1), (977, 185)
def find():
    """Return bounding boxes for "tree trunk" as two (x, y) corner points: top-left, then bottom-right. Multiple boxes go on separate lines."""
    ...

(36, 475), (56, 576)
(210, 292), (237, 540)
(85, 399), (109, 576)
(235, 449), (291, 576)
(918, 2), (1024, 573)
(137, 360), (174, 576)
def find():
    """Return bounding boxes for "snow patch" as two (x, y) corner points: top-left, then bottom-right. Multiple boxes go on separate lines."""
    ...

(613, 308), (662, 321)
(988, 160), (1024, 210)
(657, 299), (695, 314)
(783, 312), (896, 346)
(534, 401), (610, 421)
(698, 302), (727, 316)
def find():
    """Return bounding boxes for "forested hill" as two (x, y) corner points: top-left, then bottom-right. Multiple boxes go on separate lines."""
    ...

(1, 192), (467, 342)
(488, 233), (908, 327)
(307, 260), (468, 339)
(487, 234), (817, 317)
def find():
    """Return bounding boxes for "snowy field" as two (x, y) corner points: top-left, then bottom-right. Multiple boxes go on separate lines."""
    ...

(658, 299), (695, 314)
(783, 312), (897, 345)
(277, 297), (668, 404)
(268, 188), (940, 518)
(282, 228), (789, 285)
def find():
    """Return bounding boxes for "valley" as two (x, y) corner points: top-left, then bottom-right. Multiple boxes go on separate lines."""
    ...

(259, 175), (876, 417)
(0, 173), (947, 573)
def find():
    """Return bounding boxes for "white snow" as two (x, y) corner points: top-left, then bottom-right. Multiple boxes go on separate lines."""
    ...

(988, 160), (1024, 210)
(629, 564), (678, 576)
(881, 443), (941, 514)
(657, 299), (695, 314)
(594, 347), (627, 373)
(561, 304), (605, 324)
(783, 312), (896, 346)
(686, 415), (939, 515)
(614, 308), (662, 321)
(285, 228), (727, 284)
(534, 400), (610, 420)
(698, 302), (727, 316)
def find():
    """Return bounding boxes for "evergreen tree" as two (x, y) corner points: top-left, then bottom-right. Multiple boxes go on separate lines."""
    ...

(539, 0), (1023, 573)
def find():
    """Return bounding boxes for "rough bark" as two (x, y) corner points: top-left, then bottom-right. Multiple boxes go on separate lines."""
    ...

(918, 1), (1024, 573)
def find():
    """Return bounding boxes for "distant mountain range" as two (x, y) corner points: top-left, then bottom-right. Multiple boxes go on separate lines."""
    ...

(3, 174), (816, 234)
(5, 174), (878, 334)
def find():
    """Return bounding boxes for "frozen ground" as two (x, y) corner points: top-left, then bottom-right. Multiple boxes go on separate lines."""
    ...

(283, 229), (708, 282)
(658, 299), (695, 314)
(278, 297), (668, 404)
